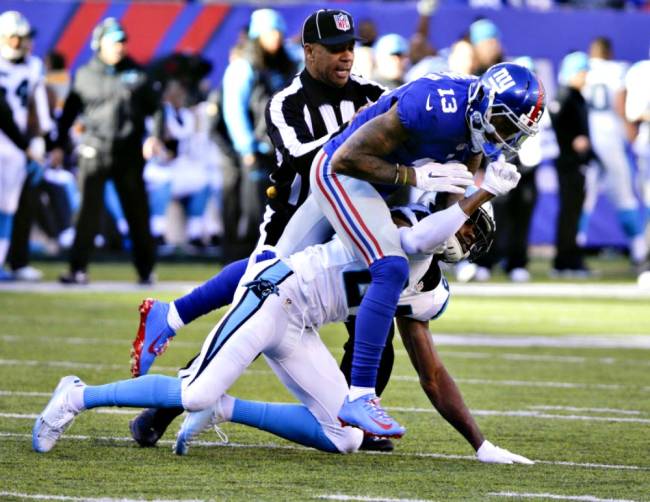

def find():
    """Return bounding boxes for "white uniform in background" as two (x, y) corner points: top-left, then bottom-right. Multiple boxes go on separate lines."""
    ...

(625, 60), (650, 220)
(582, 58), (646, 262)
(0, 53), (44, 265)
(144, 103), (209, 240)
(180, 204), (454, 453)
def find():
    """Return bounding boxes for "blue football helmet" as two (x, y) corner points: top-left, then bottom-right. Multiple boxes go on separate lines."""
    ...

(467, 62), (546, 160)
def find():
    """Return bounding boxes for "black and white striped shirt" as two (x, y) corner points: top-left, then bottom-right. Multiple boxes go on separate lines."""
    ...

(265, 69), (385, 213)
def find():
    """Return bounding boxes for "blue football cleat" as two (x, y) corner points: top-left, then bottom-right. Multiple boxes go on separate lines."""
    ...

(33, 375), (85, 453)
(131, 299), (175, 377)
(174, 399), (228, 456)
(338, 394), (405, 438)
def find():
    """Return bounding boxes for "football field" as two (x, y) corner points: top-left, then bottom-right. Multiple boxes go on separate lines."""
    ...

(1, 261), (649, 501)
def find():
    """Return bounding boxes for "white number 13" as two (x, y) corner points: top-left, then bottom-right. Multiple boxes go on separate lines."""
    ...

(438, 89), (457, 113)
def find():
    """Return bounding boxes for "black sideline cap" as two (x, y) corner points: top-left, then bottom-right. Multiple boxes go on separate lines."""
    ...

(301, 9), (362, 47)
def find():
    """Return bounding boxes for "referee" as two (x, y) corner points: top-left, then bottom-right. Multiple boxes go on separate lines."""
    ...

(129, 9), (393, 451)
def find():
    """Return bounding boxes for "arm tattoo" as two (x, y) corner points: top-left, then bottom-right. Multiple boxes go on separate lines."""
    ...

(330, 103), (410, 184)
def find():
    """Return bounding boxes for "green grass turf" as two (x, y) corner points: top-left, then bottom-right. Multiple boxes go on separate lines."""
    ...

(1, 272), (649, 501)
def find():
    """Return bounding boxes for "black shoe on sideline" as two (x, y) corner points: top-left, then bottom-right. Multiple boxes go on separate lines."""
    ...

(58, 270), (89, 285)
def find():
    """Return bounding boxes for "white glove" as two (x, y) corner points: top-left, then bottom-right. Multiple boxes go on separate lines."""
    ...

(476, 440), (534, 465)
(481, 159), (522, 196)
(414, 162), (474, 194)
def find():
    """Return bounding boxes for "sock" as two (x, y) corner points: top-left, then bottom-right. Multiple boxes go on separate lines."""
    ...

(83, 375), (182, 410)
(0, 211), (14, 264)
(618, 209), (643, 238)
(352, 256), (409, 388)
(349, 386), (375, 401)
(174, 258), (248, 324)
(232, 399), (338, 453)
(167, 301), (185, 331)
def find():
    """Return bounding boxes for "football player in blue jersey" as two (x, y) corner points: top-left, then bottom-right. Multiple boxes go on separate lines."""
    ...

(129, 62), (546, 439)
(301, 62), (546, 436)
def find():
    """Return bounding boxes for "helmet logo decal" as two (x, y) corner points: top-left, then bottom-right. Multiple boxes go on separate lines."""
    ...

(487, 67), (515, 94)
(524, 78), (545, 125)
(333, 13), (351, 31)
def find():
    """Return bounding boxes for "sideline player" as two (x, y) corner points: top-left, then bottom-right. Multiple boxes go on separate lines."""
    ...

(624, 55), (650, 286)
(0, 11), (49, 279)
(33, 162), (532, 464)
(579, 37), (646, 265)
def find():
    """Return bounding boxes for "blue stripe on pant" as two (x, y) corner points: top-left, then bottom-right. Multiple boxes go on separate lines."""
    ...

(187, 259), (293, 386)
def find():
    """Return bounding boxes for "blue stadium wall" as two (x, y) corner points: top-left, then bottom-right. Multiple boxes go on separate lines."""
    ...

(7, 0), (650, 249)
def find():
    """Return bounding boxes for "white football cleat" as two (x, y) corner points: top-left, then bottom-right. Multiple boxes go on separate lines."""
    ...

(174, 397), (228, 456)
(32, 375), (85, 453)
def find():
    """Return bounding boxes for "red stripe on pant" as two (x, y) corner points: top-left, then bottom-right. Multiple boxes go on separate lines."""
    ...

(313, 151), (372, 264)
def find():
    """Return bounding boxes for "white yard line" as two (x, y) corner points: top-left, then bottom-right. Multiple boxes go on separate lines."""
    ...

(529, 406), (641, 415)
(5, 405), (649, 424)
(432, 334), (650, 349)
(2, 432), (647, 471)
(0, 358), (180, 374)
(0, 492), (201, 502)
(489, 492), (637, 502)
(319, 495), (432, 502)
(0, 357), (641, 392)
(452, 282), (650, 299)
(5, 333), (648, 367)
(0, 334), (198, 349)
(1, 281), (648, 299)
(384, 408), (650, 424)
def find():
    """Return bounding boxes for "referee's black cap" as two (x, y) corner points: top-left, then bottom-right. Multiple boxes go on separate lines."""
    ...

(301, 9), (363, 47)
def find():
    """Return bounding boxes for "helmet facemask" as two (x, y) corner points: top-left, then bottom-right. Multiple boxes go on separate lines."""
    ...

(440, 205), (495, 263)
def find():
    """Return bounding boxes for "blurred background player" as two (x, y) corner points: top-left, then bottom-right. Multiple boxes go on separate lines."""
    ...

(220, 8), (300, 258)
(579, 37), (646, 267)
(549, 51), (593, 275)
(144, 79), (210, 251)
(0, 10), (50, 281)
(625, 52), (650, 285)
(53, 17), (163, 285)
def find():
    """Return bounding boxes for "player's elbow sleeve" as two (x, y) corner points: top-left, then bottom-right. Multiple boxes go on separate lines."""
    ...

(400, 227), (420, 254)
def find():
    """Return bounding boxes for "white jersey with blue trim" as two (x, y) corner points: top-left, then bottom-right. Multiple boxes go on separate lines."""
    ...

(0, 55), (42, 135)
(285, 236), (450, 329)
(583, 58), (628, 143)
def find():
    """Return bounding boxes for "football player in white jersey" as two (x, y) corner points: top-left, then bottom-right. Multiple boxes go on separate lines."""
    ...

(33, 160), (532, 464)
(580, 37), (646, 265)
(625, 55), (650, 285)
(0, 10), (50, 279)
